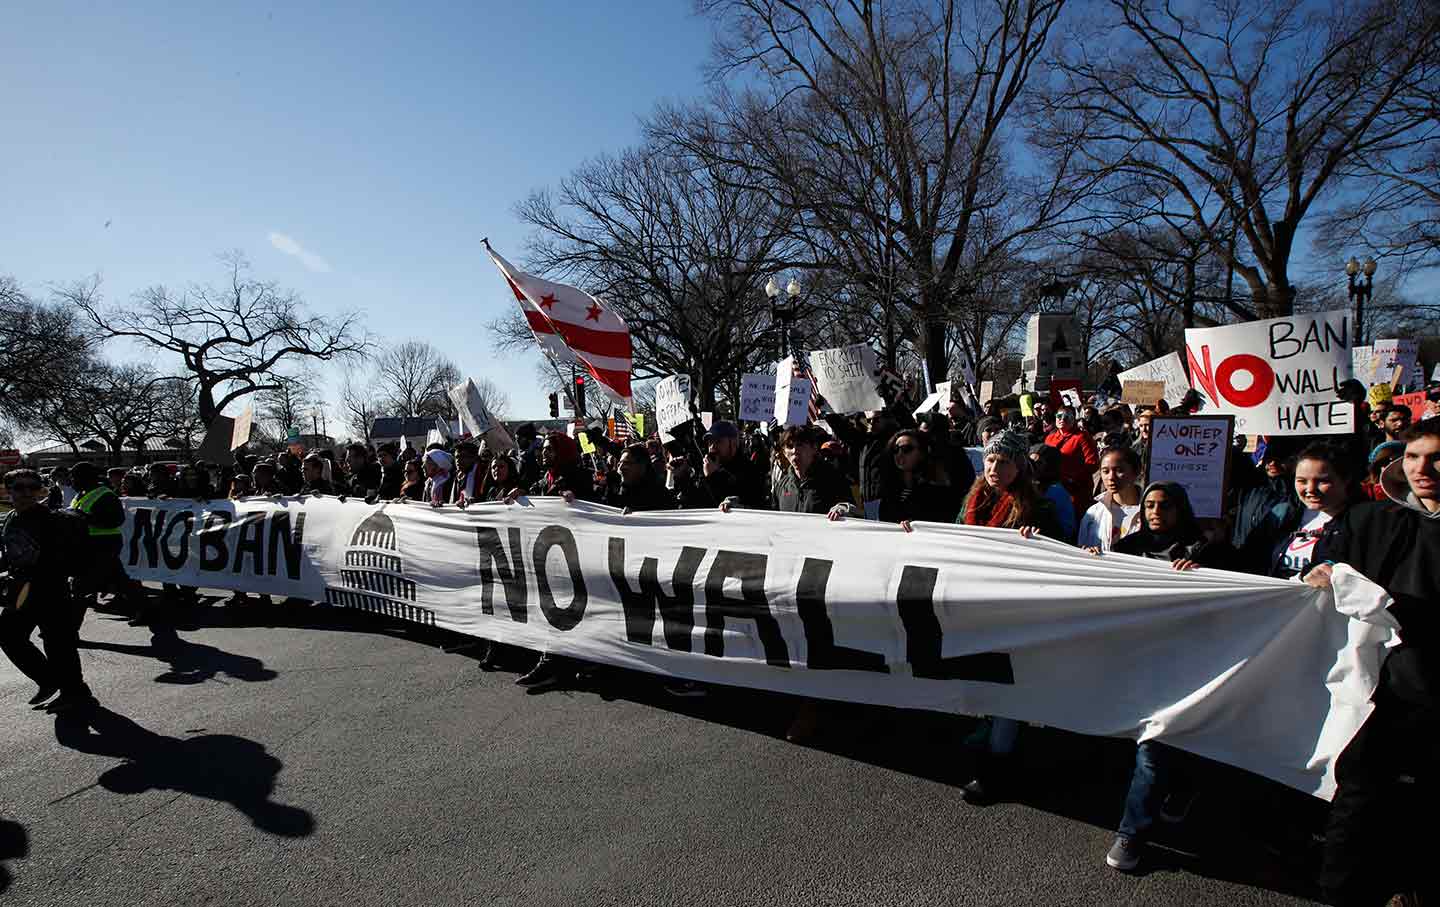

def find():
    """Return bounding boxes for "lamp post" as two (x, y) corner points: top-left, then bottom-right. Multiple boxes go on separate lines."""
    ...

(1346, 256), (1377, 346)
(766, 276), (802, 361)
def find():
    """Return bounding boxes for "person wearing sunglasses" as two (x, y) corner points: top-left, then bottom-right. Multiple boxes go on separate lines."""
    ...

(0, 469), (95, 712)
(876, 429), (960, 525)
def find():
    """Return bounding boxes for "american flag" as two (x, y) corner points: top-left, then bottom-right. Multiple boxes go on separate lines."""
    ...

(609, 416), (631, 442)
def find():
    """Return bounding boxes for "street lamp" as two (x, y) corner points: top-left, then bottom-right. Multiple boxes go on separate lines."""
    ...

(1346, 256), (1377, 346)
(767, 275), (803, 360)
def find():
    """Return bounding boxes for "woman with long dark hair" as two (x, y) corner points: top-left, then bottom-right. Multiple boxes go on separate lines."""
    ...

(1240, 441), (1358, 579)
(880, 429), (960, 525)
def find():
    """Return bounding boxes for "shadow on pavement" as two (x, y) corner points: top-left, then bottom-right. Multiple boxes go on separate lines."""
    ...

(80, 623), (277, 685)
(53, 706), (315, 838)
(0, 819), (27, 894)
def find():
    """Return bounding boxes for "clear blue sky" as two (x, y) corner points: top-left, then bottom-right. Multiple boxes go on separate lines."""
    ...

(1, 1), (714, 430)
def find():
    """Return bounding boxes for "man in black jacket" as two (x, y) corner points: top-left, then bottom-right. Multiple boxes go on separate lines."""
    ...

(1307, 418), (1439, 905)
(698, 421), (767, 510)
(0, 469), (94, 711)
(769, 425), (854, 515)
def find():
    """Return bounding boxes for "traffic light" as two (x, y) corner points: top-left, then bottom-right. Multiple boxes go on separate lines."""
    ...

(574, 375), (587, 416)
(548, 392), (559, 418)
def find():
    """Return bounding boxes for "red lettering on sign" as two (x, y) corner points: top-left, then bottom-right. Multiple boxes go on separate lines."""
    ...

(1187, 343), (1275, 409)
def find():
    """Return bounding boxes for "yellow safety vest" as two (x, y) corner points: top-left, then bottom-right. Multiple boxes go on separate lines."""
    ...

(72, 485), (123, 537)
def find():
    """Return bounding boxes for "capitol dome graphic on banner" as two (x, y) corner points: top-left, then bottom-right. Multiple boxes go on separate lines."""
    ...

(326, 510), (436, 626)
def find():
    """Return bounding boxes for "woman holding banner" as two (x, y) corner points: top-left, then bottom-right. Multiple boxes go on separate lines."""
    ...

(1103, 482), (1234, 872)
(1239, 442), (1358, 580)
(952, 428), (1060, 804)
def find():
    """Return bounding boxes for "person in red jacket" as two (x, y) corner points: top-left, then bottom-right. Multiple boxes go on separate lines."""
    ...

(1044, 406), (1100, 520)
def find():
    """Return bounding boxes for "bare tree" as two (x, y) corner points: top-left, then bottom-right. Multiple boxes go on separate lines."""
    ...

(500, 132), (796, 409)
(0, 276), (94, 426)
(31, 363), (193, 464)
(692, 0), (1082, 383)
(1040, 0), (1440, 318)
(63, 253), (367, 424)
(338, 368), (381, 441)
(255, 372), (320, 443)
(372, 340), (460, 418)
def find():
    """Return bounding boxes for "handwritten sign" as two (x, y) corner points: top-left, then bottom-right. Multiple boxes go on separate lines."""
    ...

(1147, 415), (1234, 519)
(449, 378), (516, 452)
(1119, 353), (1191, 406)
(739, 373), (777, 422)
(230, 405), (254, 452)
(1394, 391), (1427, 422)
(809, 344), (884, 413)
(1372, 339), (1419, 390)
(1121, 380), (1167, 406)
(655, 375), (691, 442)
(1184, 310), (1354, 435)
(774, 359), (812, 427)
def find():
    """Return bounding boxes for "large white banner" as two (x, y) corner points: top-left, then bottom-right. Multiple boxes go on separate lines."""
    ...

(118, 496), (1394, 799)
(1184, 310), (1355, 435)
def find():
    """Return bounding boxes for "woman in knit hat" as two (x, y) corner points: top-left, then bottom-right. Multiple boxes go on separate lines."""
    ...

(952, 426), (1061, 806)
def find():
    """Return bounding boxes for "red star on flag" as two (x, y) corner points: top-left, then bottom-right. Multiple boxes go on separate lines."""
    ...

(585, 302), (603, 321)
(539, 294), (557, 310)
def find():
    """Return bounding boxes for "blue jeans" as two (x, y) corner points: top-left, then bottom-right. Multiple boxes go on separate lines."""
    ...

(989, 717), (1020, 755)
(1119, 741), (1168, 839)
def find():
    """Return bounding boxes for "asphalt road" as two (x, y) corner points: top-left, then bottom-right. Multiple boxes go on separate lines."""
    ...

(0, 594), (1325, 906)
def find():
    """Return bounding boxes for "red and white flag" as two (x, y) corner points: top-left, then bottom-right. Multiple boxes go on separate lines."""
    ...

(486, 244), (633, 402)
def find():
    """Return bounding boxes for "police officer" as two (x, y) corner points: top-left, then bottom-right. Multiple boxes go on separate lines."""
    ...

(1, 469), (95, 711)
(68, 462), (128, 619)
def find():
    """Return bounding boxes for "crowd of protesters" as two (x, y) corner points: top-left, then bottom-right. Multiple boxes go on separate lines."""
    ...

(4, 370), (1438, 905)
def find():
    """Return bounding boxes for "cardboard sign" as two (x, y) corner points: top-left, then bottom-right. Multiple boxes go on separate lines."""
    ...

(912, 391), (943, 418)
(655, 375), (691, 442)
(196, 414), (237, 464)
(979, 380), (995, 404)
(1394, 391), (1428, 422)
(577, 430), (596, 455)
(1351, 345), (1377, 387)
(1119, 353), (1191, 406)
(809, 344), (884, 413)
(774, 360), (813, 428)
(739, 373), (777, 422)
(1060, 388), (1082, 409)
(1184, 310), (1354, 435)
(1048, 378), (1082, 410)
(230, 405), (254, 452)
(1121, 380), (1167, 406)
(448, 378), (516, 452)
(1018, 393), (1036, 417)
(1147, 415), (1234, 519)
(1372, 339), (1419, 390)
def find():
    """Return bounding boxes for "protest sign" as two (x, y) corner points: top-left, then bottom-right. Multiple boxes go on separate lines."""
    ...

(1394, 391), (1428, 422)
(1018, 393), (1036, 417)
(118, 495), (1392, 799)
(1118, 352), (1191, 406)
(449, 378), (516, 452)
(1372, 339), (1419, 390)
(1351, 346), (1377, 387)
(1184, 310), (1354, 435)
(1121, 381), (1166, 406)
(978, 380), (995, 404)
(774, 368), (813, 428)
(655, 375), (691, 442)
(810, 344), (884, 414)
(1147, 415), (1234, 519)
(912, 391), (943, 418)
(739, 373), (777, 423)
(577, 429), (596, 454)
(1368, 384), (1393, 407)
(1059, 387), (1082, 409)
(196, 414), (237, 464)
(1048, 379), (1082, 409)
(230, 405), (254, 452)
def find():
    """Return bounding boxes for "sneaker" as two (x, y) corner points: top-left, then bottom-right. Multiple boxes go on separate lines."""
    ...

(27, 685), (59, 707)
(663, 680), (706, 698)
(476, 642), (499, 671)
(1159, 790), (1198, 824)
(960, 777), (994, 805)
(1105, 835), (1143, 872)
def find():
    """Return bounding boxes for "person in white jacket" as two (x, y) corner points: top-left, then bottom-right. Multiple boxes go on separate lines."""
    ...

(1078, 446), (1144, 552)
